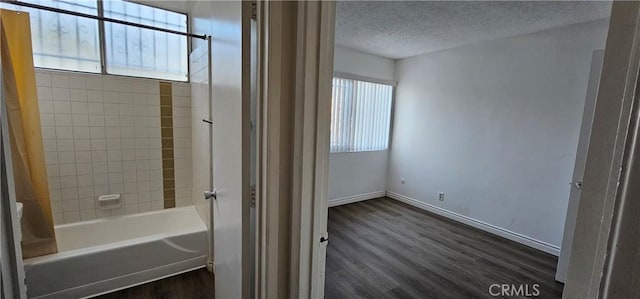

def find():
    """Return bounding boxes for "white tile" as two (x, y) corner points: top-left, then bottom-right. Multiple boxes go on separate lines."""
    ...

(45, 151), (59, 165)
(52, 88), (70, 101)
(49, 189), (62, 201)
(104, 103), (119, 114)
(54, 114), (73, 126)
(56, 139), (75, 152)
(60, 187), (79, 200)
(71, 102), (88, 114)
(51, 201), (62, 213)
(121, 149), (136, 161)
(91, 139), (107, 151)
(68, 76), (86, 89)
(139, 201), (152, 212)
(60, 176), (78, 188)
(132, 81), (147, 93)
(105, 115), (120, 126)
(76, 163), (93, 175)
(53, 213), (64, 224)
(88, 103), (104, 115)
(55, 127), (74, 139)
(92, 162), (108, 174)
(73, 127), (90, 139)
(35, 71), (52, 87)
(109, 183), (123, 193)
(78, 186), (94, 198)
(53, 101), (71, 113)
(125, 204), (140, 214)
(39, 101), (54, 114)
(119, 104), (133, 116)
(40, 114), (55, 127)
(62, 199), (80, 212)
(152, 201), (164, 210)
(80, 209), (96, 221)
(59, 164), (77, 176)
(102, 77), (118, 91)
(74, 139), (91, 151)
(135, 149), (149, 159)
(109, 173), (123, 184)
(87, 90), (104, 102)
(42, 127), (57, 139)
(63, 211), (81, 223)
(96, 209), (111, 218)
(75, 151), (92, 163)
(72, 114), (89, 127)
(37, 86), (53, 100)
(118, 92), (133, 104)
(46, 165), (60, 178)
(79, 199), (96, 210)
(93, 184), (109, 195)
(106, 138), (122, 150)
(91, 150), (107, 161)
(51, 73), (70, 88)
(69, 89), (88, 102)
(58, 151), (76, 164)
(124, 182), (138, 193)
(89, 115), (105, 127)
(103, 91), (119, 103)
(107, 161), (123, 172)
(77, 174), (93, 187)
(43, 139), (57, 151)
(86, 76), (103, 90)
(105, 127), (120, 139)
(138, 191), (151, 202)
(90, 127), (106, 139)
(48, 177), (61, 189)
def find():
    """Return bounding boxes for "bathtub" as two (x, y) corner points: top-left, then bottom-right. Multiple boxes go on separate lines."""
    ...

(23, 206), (208, 298)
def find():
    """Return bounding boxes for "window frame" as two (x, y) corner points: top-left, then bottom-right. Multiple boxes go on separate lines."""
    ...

(3, 0), (190, 82)
(330, 72), (397, 153)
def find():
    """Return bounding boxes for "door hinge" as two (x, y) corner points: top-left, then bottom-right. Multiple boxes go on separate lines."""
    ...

(250, 184), (256, 207)
(251, 1), (257, 20)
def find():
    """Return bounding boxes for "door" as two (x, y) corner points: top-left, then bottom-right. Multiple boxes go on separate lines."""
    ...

(556, 50), (604, 283)
(208, 2), (251, 298)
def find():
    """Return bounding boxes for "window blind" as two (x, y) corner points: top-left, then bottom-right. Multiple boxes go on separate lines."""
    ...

(330, 77), (393, 153)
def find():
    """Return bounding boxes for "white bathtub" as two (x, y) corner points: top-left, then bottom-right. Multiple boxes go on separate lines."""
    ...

(23, 206), (208, 298)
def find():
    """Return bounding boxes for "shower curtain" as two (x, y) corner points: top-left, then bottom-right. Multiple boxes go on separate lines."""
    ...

(1, 9), (57, 258)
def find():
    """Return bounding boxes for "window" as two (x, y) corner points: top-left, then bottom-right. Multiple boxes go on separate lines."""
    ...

(330, 77), (394, 153)
(0, 0), (188, 81)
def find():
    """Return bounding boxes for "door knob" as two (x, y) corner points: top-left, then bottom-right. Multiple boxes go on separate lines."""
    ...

(204, 190), (217, 200)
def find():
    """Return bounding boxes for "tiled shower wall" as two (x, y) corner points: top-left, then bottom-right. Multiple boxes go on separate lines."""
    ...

(35, 70), (192, 224)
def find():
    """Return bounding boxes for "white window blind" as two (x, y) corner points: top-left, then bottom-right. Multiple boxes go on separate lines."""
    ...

(331, 77), (393, 153)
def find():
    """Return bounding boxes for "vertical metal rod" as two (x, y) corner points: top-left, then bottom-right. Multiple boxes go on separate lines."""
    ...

(96, 0), (107, 74)
(206, 35), (215, 272)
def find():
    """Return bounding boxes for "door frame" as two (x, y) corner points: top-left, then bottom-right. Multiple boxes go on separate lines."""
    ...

(255, 1), (335, 298)
(564, 1), (640, 298)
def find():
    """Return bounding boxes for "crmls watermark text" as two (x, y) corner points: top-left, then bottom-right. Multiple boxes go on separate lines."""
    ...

(489, 283), (540, 297)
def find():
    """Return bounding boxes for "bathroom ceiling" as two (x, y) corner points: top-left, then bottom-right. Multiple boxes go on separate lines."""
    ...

(335, 1), (612, 59)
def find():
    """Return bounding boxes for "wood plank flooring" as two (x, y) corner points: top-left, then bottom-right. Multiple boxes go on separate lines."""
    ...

(324, 197), (564, 299)
(94, 268), (214, 299)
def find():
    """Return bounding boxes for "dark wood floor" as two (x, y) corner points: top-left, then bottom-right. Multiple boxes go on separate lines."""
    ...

(94, 268), (214, 299)
(325, 197), (564, 299)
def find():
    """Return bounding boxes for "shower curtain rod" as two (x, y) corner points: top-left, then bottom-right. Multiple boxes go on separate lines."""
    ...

(1, 0), (207, 40)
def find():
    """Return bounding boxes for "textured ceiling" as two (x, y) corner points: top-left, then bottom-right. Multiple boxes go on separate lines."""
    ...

(335, 1), (612, 59)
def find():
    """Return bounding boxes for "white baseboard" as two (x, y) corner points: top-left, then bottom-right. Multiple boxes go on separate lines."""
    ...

(386, 191), (560, 256)
(328, 190), (386, 207)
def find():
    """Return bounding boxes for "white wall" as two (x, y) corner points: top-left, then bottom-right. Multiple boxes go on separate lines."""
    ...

(387, 20), (609, 252)
(328, 46), (395, 203)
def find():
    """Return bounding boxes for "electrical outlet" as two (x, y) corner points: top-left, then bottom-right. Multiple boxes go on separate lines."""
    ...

(400, 178), (406, 184)
(438, 192), (445, 201)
